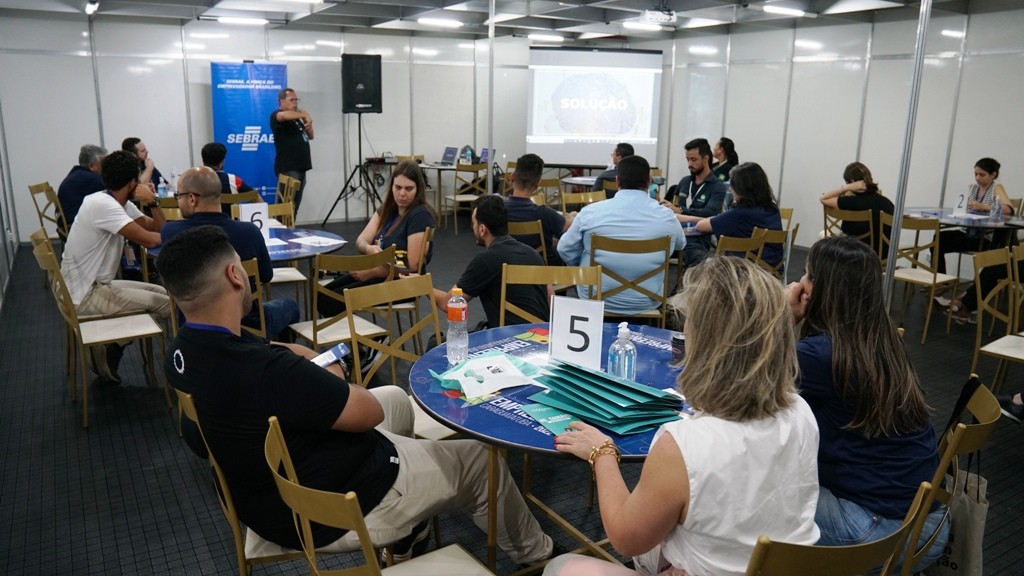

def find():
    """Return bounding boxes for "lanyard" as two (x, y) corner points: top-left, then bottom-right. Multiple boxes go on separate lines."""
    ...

(687, 179), (706, 206)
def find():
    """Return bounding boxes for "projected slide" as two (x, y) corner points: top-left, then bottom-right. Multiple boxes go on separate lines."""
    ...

(527, 48), (662, 166)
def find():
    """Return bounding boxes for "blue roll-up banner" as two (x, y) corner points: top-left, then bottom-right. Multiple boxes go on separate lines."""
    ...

(211, 62), (286, 202)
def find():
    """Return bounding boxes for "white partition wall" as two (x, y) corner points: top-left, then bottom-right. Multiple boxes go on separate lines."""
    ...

(2, 3), (1024, 246)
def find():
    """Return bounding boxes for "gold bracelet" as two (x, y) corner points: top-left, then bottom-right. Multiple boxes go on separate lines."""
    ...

(588, 439), (621, 479)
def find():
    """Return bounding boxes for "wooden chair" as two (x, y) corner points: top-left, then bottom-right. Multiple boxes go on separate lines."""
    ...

(263, 416), (494, 576)
(289, 248), (393, 351)
(175, 391), (306, 576)
(779, 207), (794, 232)
(32, 241), (169, 427)
(971, 247), (1024, 393)
(601, 178), (618, 195)
(392, 227), (436, 354)
(537, 177), (561, 207)
(560, 190), (605, 214)
(745, 482), (931, 576)
(239, 258), (268, 339)
(275, 174), (300, 204)
(715, 228), (768, 264)
(343, 274), (443, 387)
(221, 190), (262, 207)
(891, 217), (958, 344)
(29, 181), (68, 239)
(499, 264), (602, 326)
(444, 163), (487, 234)
(899, 376), (1001, 576)
(824, 207), (874, 249)
(502, 160), (517, 196)
(590, 235), (673, 328)
(752, 227), (794, 281)
(507, 220), (548, 264)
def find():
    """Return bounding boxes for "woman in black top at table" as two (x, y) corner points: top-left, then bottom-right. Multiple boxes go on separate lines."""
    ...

(818, 162), (894, 254)
(711, 137), (738, 183)
(934, 157), (1013, 275)
(318, 160), (437, 317)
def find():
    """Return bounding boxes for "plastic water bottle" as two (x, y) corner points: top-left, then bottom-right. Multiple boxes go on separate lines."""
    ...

(990, 199), (1003, 222)
(446, 288), (469, 366)
(157, 180), (168, 197)
(607, 322), (637, 381)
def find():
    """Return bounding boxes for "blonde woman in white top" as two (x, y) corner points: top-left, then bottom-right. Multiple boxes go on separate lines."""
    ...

(544, 257), (820, 576)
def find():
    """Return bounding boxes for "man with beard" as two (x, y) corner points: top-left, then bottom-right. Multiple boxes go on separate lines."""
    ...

(433, 194), (547, 329)
(661, 138), (727, 267)
(61, 150), (170, 381)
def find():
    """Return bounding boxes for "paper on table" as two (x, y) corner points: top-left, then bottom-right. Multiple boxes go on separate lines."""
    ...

(435, 355), (535, 399)
(265, 238), (288, 246)
(519, 403), (573, 434)
(266, 217), (285, 228)
(290, 235), (345, 247)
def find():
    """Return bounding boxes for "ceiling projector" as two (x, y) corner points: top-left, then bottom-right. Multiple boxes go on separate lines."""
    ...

(642, 9), (677, 24)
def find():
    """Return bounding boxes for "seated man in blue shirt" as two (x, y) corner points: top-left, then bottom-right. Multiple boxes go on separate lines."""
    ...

(505, 153), (574, 265)
(57, 144), (107, 236)
(591, 142), (633, 196)
(161, 167), (298, 340)
(660, 138), (727, 268)
(559, 155), (686, 315)
(201, 141), (256, 197)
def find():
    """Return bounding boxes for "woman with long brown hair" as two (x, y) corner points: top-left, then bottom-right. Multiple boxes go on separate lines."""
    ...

(786, 236), (948, 572)
(318, 160), (436, 317)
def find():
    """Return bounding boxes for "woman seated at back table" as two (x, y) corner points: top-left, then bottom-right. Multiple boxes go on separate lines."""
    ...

(786, 236), (949, 572)
(696, 162), (784, 269)
(544, 256), (820, 576)
(818, 161), (893, 253)
(318, 160), (436, 317)
(934, 157), (1013, 276)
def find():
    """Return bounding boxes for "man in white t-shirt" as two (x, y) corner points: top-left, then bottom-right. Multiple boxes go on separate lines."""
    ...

(61, 150), (171, 382)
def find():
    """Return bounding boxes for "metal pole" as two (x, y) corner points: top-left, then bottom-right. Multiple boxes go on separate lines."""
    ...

(486, 0), (495, 193)
(883, 0), (934, 305)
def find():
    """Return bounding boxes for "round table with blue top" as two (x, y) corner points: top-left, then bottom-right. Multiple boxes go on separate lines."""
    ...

(409, 321), (684, 571)
(147, 227), (346, 261)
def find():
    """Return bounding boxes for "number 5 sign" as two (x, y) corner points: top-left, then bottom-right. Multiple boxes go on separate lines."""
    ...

(549, 295), (604, 370)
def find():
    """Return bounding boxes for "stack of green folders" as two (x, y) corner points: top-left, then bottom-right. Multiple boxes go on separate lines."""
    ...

(527, 359), (687, 435)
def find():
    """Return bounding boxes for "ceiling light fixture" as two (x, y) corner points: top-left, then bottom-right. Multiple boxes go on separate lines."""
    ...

(623, 22), (663, 32)
(528, 34), (564, 42)
(941, 29), (965, 39)
(417, 17), (464, 28)
(85, 1), (99, 15)
(688, 45), (719, 56)
(217, 16), (269, 26)
(684, 18), (724, 28)
(794, 39), (823, 50)
(763, 5), (807, 17)
(316, 40), (344, 47)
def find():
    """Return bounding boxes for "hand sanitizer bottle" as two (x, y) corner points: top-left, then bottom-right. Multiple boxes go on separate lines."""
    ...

(607, 322), (637, 381)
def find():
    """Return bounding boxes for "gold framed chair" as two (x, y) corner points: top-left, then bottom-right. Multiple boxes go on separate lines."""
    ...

(239, 258), (268, 339)
(29, 181), (69, 240)
(343, 274), (443, 387)
(601, 179), (618, 195)
(264, 416), (494, 576)
(971, 247), (1024, 393)
(891, 217), (958, 344)
(290, 249), (394, 350)
(32, 241), (170, 427)
(824, 207), (874, 248)
(899, 376), (1001, 576)
(560, 190), (605, 214)
(221, 190), (262, 207)
(499, 264), (602, 326)
(392, 227), (435, 354)
(275, 174), (301, 204)
(537, 177), (561, 207)
(753, 227), (795, 281)
(507, 220), (548, 264)
(779, 207), (794, 232)
(502, 161), (517, 196)
(590, 235), (673, 328)
(176, 391), (305, 576)
(745, 482), (930, 576)
(443, 163), (487, 234)
(715, 228), (768, 264)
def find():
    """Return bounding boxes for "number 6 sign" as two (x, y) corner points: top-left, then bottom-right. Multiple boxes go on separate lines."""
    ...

(549, 295), (604, 370)
(238, 202), (271, 243)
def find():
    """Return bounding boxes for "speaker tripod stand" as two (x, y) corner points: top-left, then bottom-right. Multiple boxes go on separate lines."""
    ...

(322, 113), (383, 227)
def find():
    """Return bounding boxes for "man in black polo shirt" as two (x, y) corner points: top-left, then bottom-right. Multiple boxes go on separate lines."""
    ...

(505, 153), (573, 265)
(270, 87), (314, 214)
(158, 226), (552, 563)
(434, 195), (548, 329)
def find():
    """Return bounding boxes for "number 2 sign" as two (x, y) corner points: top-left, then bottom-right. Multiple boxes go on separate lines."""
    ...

(549, 295), (604, 370)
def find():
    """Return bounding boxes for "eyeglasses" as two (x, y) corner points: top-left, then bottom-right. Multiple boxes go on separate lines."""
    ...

(286, 98), (300, 102)
(173, 192), (192, 200)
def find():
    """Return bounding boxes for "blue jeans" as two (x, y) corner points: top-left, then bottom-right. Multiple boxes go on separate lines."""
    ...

(816, 486), (950, 574)
(263, 298), (300, 341)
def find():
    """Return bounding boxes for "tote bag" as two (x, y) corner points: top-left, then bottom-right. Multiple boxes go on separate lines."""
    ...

(924, 471), (988, 576)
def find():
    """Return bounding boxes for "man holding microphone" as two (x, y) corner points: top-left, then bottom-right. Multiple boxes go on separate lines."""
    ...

(271, 87), (314, 215)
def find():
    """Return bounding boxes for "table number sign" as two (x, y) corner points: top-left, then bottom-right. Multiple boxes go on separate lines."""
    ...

(952, 193), (967, 217)
(549, 295), (604, 370)
(238, 202), (271, 242)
